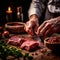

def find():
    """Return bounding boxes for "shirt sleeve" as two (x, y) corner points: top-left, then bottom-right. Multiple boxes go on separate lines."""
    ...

(28, 0), (46, 18)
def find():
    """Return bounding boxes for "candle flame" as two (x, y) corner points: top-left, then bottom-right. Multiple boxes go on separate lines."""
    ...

(8, 7), (11, 11)
(6, 6), (12, 13)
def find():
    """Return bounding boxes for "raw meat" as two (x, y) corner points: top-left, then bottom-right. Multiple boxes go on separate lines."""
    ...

(48, 36), (60, 43)
(7, 36), (26, 46)
(20, 40), (40, 51)
(7, 36), (42, 51)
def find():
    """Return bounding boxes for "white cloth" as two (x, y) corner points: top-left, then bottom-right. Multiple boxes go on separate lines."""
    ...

(28, 0), (60, 18)
(28, 0), (45, 18)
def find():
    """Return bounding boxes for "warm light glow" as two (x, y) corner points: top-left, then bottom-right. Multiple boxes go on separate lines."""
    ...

(6, 6), (12, 13)
(8, 7), (11, 11)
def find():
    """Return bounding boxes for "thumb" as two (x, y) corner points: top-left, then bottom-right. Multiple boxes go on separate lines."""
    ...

(34, 23), (39, 32)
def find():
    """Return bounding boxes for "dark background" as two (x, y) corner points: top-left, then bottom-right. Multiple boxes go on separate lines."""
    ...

(0, 0), (32, 25)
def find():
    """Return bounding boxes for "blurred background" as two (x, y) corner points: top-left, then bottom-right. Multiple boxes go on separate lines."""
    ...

(0, 0), (32, 25)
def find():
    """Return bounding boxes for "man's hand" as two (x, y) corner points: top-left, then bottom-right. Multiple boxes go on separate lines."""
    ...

(24, 14), (39, 36)
(37, 16), (60, 37)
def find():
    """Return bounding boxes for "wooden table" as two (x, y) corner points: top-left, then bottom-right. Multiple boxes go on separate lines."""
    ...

(1, 34), (60, 60)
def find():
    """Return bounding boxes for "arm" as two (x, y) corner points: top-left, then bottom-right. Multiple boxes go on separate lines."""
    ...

(25, 0), (47, 36)
(28, 0), (46, 18)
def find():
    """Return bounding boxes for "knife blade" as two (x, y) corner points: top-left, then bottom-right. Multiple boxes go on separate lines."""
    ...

(32, 32), (44, 48)
(32, 32), (41, 42)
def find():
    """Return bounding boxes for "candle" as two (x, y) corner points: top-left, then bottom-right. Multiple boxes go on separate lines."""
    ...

(6, 6), (13, 22)
(6, 6), (12, 14)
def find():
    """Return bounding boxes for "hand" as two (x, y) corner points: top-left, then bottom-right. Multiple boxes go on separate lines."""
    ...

(24, 15), (39, 36)
(37, 16), (60, 37)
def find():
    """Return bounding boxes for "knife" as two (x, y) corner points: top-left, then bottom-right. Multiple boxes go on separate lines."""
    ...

(32, 32), (41, 42)
(32, 32), (44, 48)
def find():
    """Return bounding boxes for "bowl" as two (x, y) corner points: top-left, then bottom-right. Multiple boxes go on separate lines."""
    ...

(44, 36), (60, 51)
(5, 22), (26, 34)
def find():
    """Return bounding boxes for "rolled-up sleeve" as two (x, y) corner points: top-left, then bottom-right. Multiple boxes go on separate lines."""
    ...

(28, 0), (46, 18)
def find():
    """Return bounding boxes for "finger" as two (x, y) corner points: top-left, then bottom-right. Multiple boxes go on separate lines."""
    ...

(27, 28), (34, 36)
(45, 24), (57, 37)
(24, 21), (32, 32)
(45, 29), (55, 37)
(24, 24), (28, 32)
(39, 23), (52, 36)
(45, 26), (53, 37)
(37, 21), (47, 35)
(25, 21), (35, 36)
(34, 24), (39, 32)
(24, 24), (27, 31)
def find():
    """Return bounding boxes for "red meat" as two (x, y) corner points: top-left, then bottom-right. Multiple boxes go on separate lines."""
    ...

(20, 40), (40, 51)
(7, 36), (26, 46)
(48, 36), (60, 43)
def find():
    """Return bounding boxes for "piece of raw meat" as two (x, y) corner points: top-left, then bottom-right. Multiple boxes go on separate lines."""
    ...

(20, 40), (40, 51)
(7, 36), (26, 46)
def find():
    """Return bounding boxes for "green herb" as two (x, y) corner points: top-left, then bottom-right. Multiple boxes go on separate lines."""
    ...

(24, 53), (33, 60)
(0, 40), (33, 60)
(9, 47), (23, 58)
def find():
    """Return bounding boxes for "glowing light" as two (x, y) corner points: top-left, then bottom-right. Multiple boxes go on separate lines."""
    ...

(6, 6), (12, 13)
